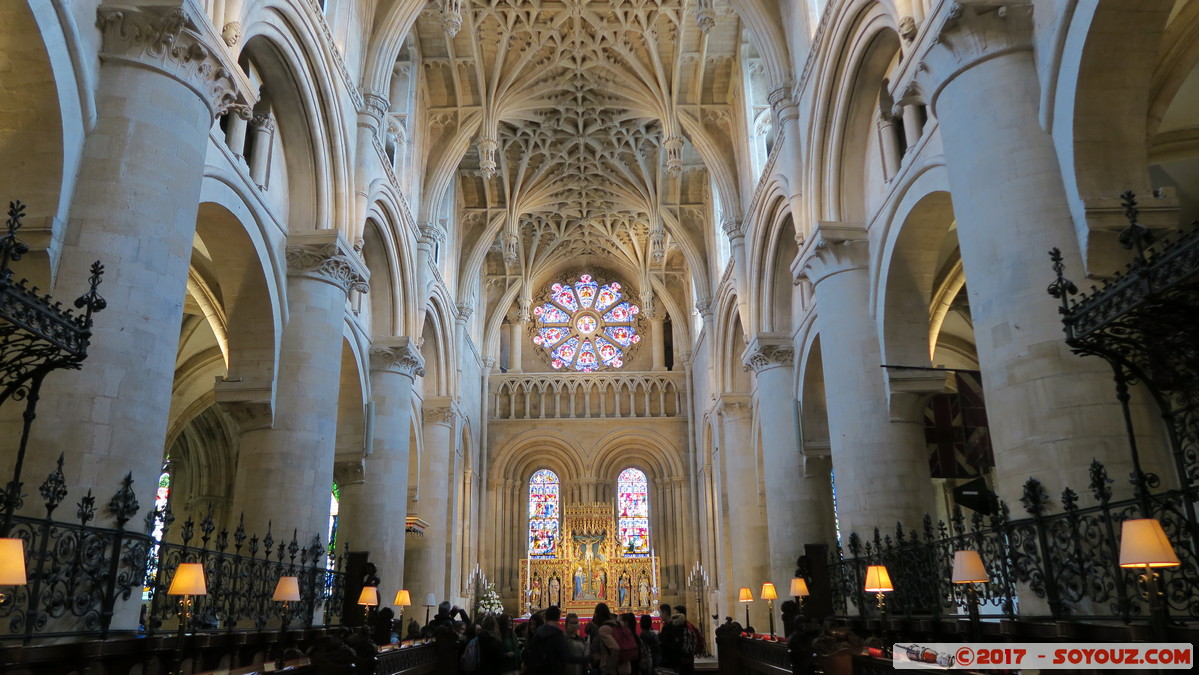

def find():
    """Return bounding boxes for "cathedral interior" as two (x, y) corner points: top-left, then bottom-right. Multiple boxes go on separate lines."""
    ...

(1, 0), (1198, 670)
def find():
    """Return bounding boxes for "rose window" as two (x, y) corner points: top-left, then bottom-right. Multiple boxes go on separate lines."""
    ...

(531, 274), (640, 371)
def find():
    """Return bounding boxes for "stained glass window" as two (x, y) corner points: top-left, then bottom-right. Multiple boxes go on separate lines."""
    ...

(143, 467), (171, 600)
(532, 274), (640, 371)
(528, 469), (560, 558)
(617, 467), (650, 557)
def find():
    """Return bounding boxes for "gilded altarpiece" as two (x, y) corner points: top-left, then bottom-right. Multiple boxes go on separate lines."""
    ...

(521, 504), (658, 616)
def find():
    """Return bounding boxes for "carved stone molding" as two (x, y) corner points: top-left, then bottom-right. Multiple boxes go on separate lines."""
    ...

(370, 337), (426, 379)
(423, 406), (458, 426)
(797, 221), (870, 286)
(715, 394), (752, 421)
(720, 215), (743, 240)
(221, 21), (242, 47)
(742, 337), (795, 373)
(418, 221), (446, 246)
(96, 6), (238, 119)
(694, 298), (713, 320)
(663, 136), (684, 174)
(455, 302), (474, 323)
(695, 0), (716, 34)
(285, 232), (370, 297)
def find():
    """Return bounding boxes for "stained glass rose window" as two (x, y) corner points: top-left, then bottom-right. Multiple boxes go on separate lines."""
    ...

(531, 274), (640, 371)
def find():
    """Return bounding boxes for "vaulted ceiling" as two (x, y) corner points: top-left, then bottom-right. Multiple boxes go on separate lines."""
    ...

(409, 0), (748, 313)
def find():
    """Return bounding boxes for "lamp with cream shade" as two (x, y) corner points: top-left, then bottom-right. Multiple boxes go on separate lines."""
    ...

(737, 586), (753, 632)
(1119, 518), (1180, 642)
(863, 564), (892, 614)
(951, 551), (987, 640)
(273, 576), (302, 664)
(761, 582), (778, 637)
(0, 538), (27, 606)
(394, 589), (412, 626)
(789, 577), (809, 622)
(168, 563), (208, 639)
(358, 586), (379, 623)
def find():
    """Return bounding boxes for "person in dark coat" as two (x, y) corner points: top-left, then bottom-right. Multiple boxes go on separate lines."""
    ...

(525, 605), (590, 675)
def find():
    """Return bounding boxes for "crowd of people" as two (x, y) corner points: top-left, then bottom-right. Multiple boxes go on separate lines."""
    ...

(383, 600), (705, 675)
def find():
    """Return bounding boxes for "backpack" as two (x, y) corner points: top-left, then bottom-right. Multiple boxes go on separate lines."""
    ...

(611, 624), (640, 665)
(680, 624), (697, 656)
(461, 636), (480, 672)
(524, 631), (550, 674)
(636, 635), (653, 674)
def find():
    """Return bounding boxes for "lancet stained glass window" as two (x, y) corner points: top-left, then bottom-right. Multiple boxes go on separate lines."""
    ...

(528, 469), (560, 558)
(617, 467), (650, 557)
(532, 274), (640, 371)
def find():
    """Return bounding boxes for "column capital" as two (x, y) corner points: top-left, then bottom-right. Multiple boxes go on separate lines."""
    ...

(720, 214), (744, 241)
(742, 335), (795, 373)
(714, 393), (753, 421)
(886, 368), (952, 423)
(419, 220), (447, 246)
(915, 3), (1034, 115)
(214, 378), (274, 431)
(96, 5), (242, 119)
(285, 231), (370, 297)
(423, 397), (459, 426)
(370, 336), (426, 379)
(694, 298), (713, 320)
(455, 302), (474, 324)
(797, 221), (869, 286)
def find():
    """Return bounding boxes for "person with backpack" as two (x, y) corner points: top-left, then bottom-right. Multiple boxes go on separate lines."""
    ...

(659, 605), (703, 675)
(620, 612), (653, 675)
(590, 603), (634, 675)
(525, 605), (590, 675)
(638, 614), (661, 671)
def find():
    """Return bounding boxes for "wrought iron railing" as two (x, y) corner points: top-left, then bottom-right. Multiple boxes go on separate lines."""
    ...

(828, 460), (1198, 623)
(143, 505), (347, 633)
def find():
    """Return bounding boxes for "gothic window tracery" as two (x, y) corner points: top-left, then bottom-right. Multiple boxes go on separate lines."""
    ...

(532, 274), (640, 371)
(528, 469), (560, 558)
(617, 467), (650, 557)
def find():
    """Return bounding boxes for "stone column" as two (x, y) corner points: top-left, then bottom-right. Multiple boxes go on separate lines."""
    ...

(715, 395), (770, 630)
(23, 6), (238, 523)
(800, 223), (934, 540)
(248, 114), (274, 188)
(224, 105), (252, 159)
(900, 104), (923, 153)
(649, 314), (667, 372)
(877, 114), (902, 177)
(407, 402), (457, 605)
(336, 338), (424, 588)
(743, 336), (832, 589)
(230, 232), (368, 541)
(508, 319), (525, 373)
(916, 5), (1145, 504)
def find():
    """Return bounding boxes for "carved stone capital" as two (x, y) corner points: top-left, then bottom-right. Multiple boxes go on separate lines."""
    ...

(742, 336), (795, 373)
(251, 114), (275, 132)
(797, 221), (869, 286)
(423, 406), (458, 426)
(694, 298), (713, 320)
(214, 379), (274, 432)
(715, 394), (752, 421)
(361, 90), (390, 120)
(455, 302), (474, 323)
(285, 232), (370, 297)
(418, 221), (446, 246)
(370, 336), (426, 379)
(96, 6), (238, 119)
(517, 296), (531, 324)
(720, 215), (743, 240)
(917, 3), (1034, 114)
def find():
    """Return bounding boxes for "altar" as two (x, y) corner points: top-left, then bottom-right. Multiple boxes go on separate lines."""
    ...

(521, 504), (659, 615)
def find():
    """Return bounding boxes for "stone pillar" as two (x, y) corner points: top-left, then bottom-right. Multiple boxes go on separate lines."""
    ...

(230, 232), (368, 541)
(224, 106), (251, 159)
(649, 315), (667, 372)
(248, 114), (274, 188)
(900, 104), (923, 153)
(22, 6), (238, 524)
(407, 402), (457, 605)
(916, 5), (1144, 504)
(508, 320), (524, 372)
(800, 223), (934, 539)
(743, 337), (832, 589)
(716, 395), (770, 630)
(336, 338), (424, 588)
(877, 114), (902, 177)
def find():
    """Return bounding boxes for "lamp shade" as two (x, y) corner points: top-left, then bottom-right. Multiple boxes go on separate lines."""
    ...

(0, 538), (27, 586)
(168, 563), (208, 596)
(1119, 519), (1181, 568)
(357, 586), (380, 606)
(737, 587), (753, 603)
(425, 593), (437, 607)
(863, 565), (893, 593)
(273, 576), (302, 602)
(951, 550), (989, 584)
(789, 577), (810, 597)
(761, 582), (778, 600)
(394, 589), (412, 606)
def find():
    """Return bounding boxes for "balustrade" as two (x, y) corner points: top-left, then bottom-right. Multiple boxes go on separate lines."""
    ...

(490, 372), (685, 420)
